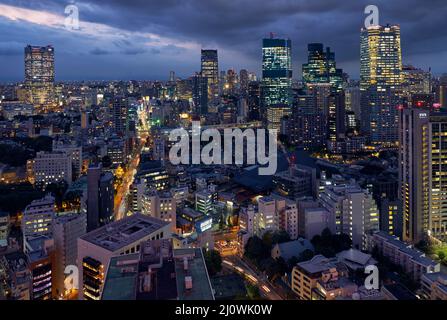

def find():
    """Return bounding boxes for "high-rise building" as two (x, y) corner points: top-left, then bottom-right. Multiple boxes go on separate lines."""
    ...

(22, 195), (55, 251)
(192, 72), (209, 115)
(53, 212), (87, 297)
(399, 108), (447, 242)
(201, 49), (219, 103)
(29, 151), (73, 189)
(24, 45), (55, 109)
(302, 43), (343, 93)
(402, 65), (431, 100)
(77, 214), (171, 300)
(327, 93), (346, 150)
(261, 36), (292, 129)
(319, 184), (379, 250)
(360, 25), (403, 145)
(86, 164), (114, 232)
(440, 74), (447, 108)
(247, 81), (261, 121)
(141, 190), (176, 230)
(239, 69), (249, 95)
(112, 96), (128, 135)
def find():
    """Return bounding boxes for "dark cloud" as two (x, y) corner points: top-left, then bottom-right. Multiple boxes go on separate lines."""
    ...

(90, 48), (110, 55)
(0, 0), (446, 80)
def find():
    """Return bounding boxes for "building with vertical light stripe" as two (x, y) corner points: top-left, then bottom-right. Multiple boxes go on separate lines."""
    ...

(399, 107), (447, 242)
(24, 45), (55, 111)
(360, 25), (403, 146)
(201, 49), (219, 104)
(261, 36), (292, 130)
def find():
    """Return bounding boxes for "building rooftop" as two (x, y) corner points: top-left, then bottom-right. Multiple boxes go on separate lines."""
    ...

(173, 248), (214, 300)
(296, 255), (342, 276)
(79, 213), (170, 252)
(102, 253), (140, 300)
(336, 249), (377, 270)
(374, 231), (439, 268)
(382, 283), (418, 300)
(273, 238), (314, 261)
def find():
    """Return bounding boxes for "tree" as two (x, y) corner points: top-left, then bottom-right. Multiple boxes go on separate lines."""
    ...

(438, 251), (446, 261)
(298, 249), (315, 262)
(262, 231), (273, 249)
(246, 283), (261, 300)
(244, 236), (271, 267)
(271, 231), (291, 244)
(203, 249), (222, 276)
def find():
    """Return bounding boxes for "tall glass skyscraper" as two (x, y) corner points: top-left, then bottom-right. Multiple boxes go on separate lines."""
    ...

(261, 37), (292, 129)
(201, 49), (219, 104)
(302, 43), (343, 93)
(360, 25), (403, 145)
(24, 45), (55, 109)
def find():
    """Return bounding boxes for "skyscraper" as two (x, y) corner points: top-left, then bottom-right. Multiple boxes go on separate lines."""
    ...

(87, 164), (114, 231)
(192, 72), (208, 115)
(302, 43), (343, 93)
(399, 107), (447, 243)
(360, 25), (403, 145)
(24, 45), (55, 109)
(201, 49), (219, 103)
(261, 36), (292, 129)
(112, 96), (128, 135)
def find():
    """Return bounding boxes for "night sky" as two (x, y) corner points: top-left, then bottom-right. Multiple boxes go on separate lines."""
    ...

(0, 0), (446, 81)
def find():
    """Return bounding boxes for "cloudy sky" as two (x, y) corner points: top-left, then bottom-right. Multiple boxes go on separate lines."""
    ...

(0, 0), (446, 82)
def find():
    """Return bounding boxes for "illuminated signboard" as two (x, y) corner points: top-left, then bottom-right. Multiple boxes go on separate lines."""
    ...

(195, 217), (212, 233)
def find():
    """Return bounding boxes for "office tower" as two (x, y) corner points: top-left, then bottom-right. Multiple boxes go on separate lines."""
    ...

(112, 96), (128, 135)
(327, 93), (346, 150)
(169, 70), (175, 82)
(255, 196), (278, 235)
(77, 214), (171, 300)
(53, 144), (82, 180)
(307, 83), (332, 115)
(137, 160), (169, 191)
(195, 188), (217, 215)
(270, 194), (299, 240)
(141, 190), (176, 229)
(87, 164), (114, 232)
(285, 108), (326, 150)
(24, 45), (55, 109)
(239, 69), (249, 94)
(402, 65), (431, 100)
(372, 176), (402, 238)
(201, 49), (219, 102)
(319, 184), (379, 250)
(440, 74), (447, 108)
(53, 212), (87, 297)
(247, 81), (261, 121)
(22, 195), (55, 249)
(399, 108), (447, 242)
(345, 86), (361, 120)
(273, 164), (317, 199)
(261, 36), (292, 129)
(26, 236), (55, 300)
(192, 72), (208, 115)
(302, 43), (343, 93)
(360, 24), (403, 145)
(29, 151), (73, 189)
(129, 178), (146, 213)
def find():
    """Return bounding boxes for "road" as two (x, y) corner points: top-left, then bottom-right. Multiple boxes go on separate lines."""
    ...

(222, 256), (283, 300)
(114, 105), (149, 221)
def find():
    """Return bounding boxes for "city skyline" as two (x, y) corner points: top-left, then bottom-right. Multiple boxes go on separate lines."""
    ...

(0, 0), (446, 81)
